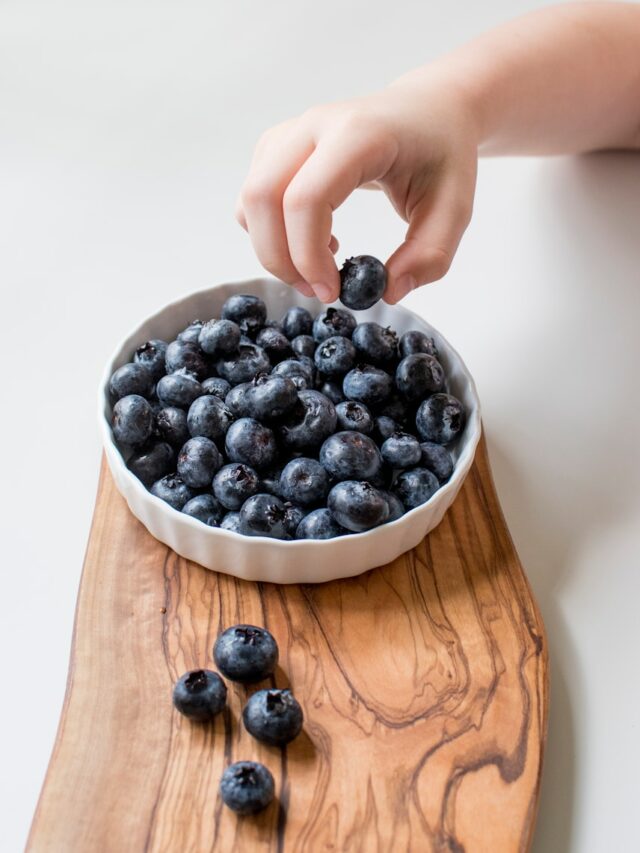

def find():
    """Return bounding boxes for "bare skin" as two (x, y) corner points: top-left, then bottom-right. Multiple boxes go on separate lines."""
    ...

(236, 3), (640, 304)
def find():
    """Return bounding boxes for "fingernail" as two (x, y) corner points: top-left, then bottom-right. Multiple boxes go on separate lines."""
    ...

(395, 274), (416, 302)
(312, 282), (334, 303)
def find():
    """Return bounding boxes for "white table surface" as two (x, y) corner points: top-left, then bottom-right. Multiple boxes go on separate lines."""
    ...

(2, 2), (639, 850)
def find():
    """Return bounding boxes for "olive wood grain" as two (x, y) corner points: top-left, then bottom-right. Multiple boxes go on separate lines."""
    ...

(28, 434), (548, 852)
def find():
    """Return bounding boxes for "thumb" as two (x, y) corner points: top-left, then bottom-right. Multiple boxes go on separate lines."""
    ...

(384, 170), (475, 304)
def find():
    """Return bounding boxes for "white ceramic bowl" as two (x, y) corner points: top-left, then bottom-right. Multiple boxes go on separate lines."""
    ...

(99, 279), (481, 584)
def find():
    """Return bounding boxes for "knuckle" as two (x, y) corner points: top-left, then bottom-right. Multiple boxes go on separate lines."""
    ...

(429, 248), (453, 279)
(241, 179), (279, 209)
(283, 182), (319, 214)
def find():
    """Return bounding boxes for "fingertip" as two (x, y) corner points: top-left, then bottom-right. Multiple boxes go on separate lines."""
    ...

(384, 273), (416, 305)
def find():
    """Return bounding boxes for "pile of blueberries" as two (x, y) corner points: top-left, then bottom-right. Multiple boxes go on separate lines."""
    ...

(109, 255), (465, 539)
(173, 624), (299, 815)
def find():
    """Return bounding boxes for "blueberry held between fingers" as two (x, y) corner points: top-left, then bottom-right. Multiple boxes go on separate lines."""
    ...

(245, 374), (298, 421)
(279, 390), (337, 450)
(133, 339), (168, 381)
(198, 318), (241, 356)
(339, 255), (387, 310)
(380, 432), (422, 469)
(155, 406), (190, 448)
(343, 365), (393, 407)
(173, 669), (227, 721)
(177, 436), (223, 488)
(112, 394), (154, 447)
(295, 508), (346, 539)
(279, 457), (329, 507)
(221, 293), (267, 336)
(150, 474), (195, 510)
(219, 761), (275, 815)
(165, 339), (208, 380)
(128, 441), (175, 486)
(352, 322), (398, 366)
(216, 343), (271, 385)
(109, 362), (154, 402)
(201, 376), (231, 399)
(327, 480), (389, 532)
(399, 330), (438, 359)
(312, 307), (356, 342)
(239, 494), (290, 539)
(420, 442), (454, 482)
(335, 401), (373, 434)
(214, 624), (279, 683)
(395, 353), (445, 401)
(393, 467), (440, 509)
(281, 305), (313, 339)
(320, 431), (382, 481)
(156, 371), (204, 408)
(182, 494), (224, 526)
(187, 395), (234, 441)
(415, 393), (465, 444)
(242, 688), (303, 746)
(213, 463), (261, 510)
(225, 418), (278, 470)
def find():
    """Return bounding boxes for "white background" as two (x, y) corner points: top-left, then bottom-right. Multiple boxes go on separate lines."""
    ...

(1, 1), (639, 850)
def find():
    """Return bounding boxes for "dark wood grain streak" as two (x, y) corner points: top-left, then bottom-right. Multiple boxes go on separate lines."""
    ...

(28, 434), (548, 852)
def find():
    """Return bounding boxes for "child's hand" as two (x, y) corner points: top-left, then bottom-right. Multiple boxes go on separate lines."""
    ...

(236, 79), (478, 304)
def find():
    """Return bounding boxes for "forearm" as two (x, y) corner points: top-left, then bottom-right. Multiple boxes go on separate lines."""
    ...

(394, 2), (640, 155)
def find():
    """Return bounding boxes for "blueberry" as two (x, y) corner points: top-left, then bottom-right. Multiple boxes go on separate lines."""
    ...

(395, 353), (445, 401)
(156, 370), (204, 408)
(320, 431), (382, 481)
(281, 305), (313, 338)
(177, 320), (205, 344)
(295, 508), (346, 540)
(201, 376), (231, 399)
(133, 339), (168, 382)
(314, 335), (356, 377)
(352, 322), (398, 365)
(225, 418), (278, 471)
(263, 318), (284, 332)
(216, 343), (271, 385)
(279, 457), (329, 507)
(221, 293), (267, 336)
(278, 389), (337, 450)
(112, 394), (154, 446)
(128, 441), (175, 486)
(173, 669), (227, 721)
(150, 474), (195, 510)
(339, 255), (387, 310)
(318, 379), (345, 404)
(415, 393), (465, 444)
(380, 432), (422, 469)
(380, 490), (405, 522)
(155, 406), (190, 448)
(239, 494), (290, 539)
(187, 395), (234, 441)
(198, 318), (241, 356)
(312, 307), (356, 342)
(242, 688), (303, 746)
(213, 625), (278, 684)
(290, 334), (316, 359)
(225, 382), (252, 417)
(245, 374), (298, 420)
(177, 436), (223, 488)
(213, 463), (261, 510)
(109, 362), (154, 402)
(343, 365), (393, 407)
(399, 330), (438, 359)
(219, 761), (275, 815)
(373, 415), (399, 442)
(378, 393), (412, 426)
(393, 467), (440, 509)
(259, 463), (285, 498)
(165, 339), (208, 380)
(327, 480), (389, 532)
(420, 442), (454, 482)
(272, 358), (314, 391)
(220, 512), (242, 533)
(182, 493), (224, 526)
(282, 502), (306, 537)
(335, 400), (373, 434)
(256, 326), (292, 363)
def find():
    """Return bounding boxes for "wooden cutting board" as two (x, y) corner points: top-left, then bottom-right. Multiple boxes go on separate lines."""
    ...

(28, 434), (548, 853)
